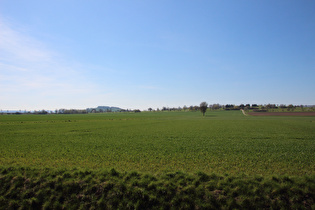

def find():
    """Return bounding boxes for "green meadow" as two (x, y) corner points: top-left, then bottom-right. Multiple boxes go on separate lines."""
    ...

(0, 111), (314, 209)
(0, 111), (314, 175)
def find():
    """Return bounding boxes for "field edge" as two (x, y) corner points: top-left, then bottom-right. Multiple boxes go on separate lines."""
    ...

(1, 166), (314, 209)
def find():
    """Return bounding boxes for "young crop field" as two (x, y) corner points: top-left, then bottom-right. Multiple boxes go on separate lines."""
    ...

(1, 111), (314, 175)
(0, 111), (314, 208)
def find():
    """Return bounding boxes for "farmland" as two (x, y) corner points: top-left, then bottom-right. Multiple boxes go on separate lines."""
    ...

(1, 111), (314, 175)
(0, 111), (314, 208)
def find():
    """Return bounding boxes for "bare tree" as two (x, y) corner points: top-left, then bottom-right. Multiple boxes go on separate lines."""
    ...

(200, 102), (208, 116)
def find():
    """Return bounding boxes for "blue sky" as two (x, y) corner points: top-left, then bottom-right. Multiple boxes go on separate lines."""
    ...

(1, 0), (314, 110)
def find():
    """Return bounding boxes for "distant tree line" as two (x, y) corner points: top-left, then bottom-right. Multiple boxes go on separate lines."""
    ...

(56, 109), (88, 114)
(1, 104), (314, 115)
(147, 104), (315, 113)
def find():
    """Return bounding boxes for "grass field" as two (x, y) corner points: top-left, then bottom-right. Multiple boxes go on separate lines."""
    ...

(1, 111), (315, 208)
(0, 110), (314, 175)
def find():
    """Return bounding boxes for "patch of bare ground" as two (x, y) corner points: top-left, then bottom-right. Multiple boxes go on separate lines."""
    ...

(248, 112), (315, 116)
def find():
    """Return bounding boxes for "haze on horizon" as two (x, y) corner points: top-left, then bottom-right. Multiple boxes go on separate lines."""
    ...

(1, 0), (314, 111)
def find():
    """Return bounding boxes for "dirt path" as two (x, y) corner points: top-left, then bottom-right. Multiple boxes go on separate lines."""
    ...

(248, 112), (315, 116)
(241, 109), (248, 116)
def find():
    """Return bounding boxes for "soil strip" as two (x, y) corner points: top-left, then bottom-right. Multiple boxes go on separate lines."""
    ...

(247, 112), (315, 116)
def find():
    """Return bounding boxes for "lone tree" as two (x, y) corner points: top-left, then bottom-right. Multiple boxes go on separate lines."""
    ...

(200, 101), (208, 116)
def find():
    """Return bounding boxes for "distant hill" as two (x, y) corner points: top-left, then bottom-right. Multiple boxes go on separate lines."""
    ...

(86, 106), (122, 113)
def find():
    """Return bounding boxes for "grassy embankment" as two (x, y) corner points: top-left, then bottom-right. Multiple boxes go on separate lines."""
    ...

(0, 111), (314, 208)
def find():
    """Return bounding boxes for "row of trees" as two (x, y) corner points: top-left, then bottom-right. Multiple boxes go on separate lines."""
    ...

(2, 104), (314, 115)
(57, 109), (88, 114)
(147, 102), (209, 116)
(147, 104), (315, 114)
(148, 105), (204, 112)
(58, 109), (142, 114)
(148, 104), (254, 112)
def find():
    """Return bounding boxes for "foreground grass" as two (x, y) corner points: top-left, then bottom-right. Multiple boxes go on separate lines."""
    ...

(0, 167), (314, 209)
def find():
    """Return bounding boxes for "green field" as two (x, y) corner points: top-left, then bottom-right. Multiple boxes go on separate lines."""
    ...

(1, 111), (314, 175)
(1, 111), (315, 209)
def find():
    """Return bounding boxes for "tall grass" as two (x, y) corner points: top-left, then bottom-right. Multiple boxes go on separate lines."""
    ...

(0, 167), (314, 209)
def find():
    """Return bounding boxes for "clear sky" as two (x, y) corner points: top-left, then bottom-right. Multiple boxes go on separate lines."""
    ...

(1, 0), (314, 110)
